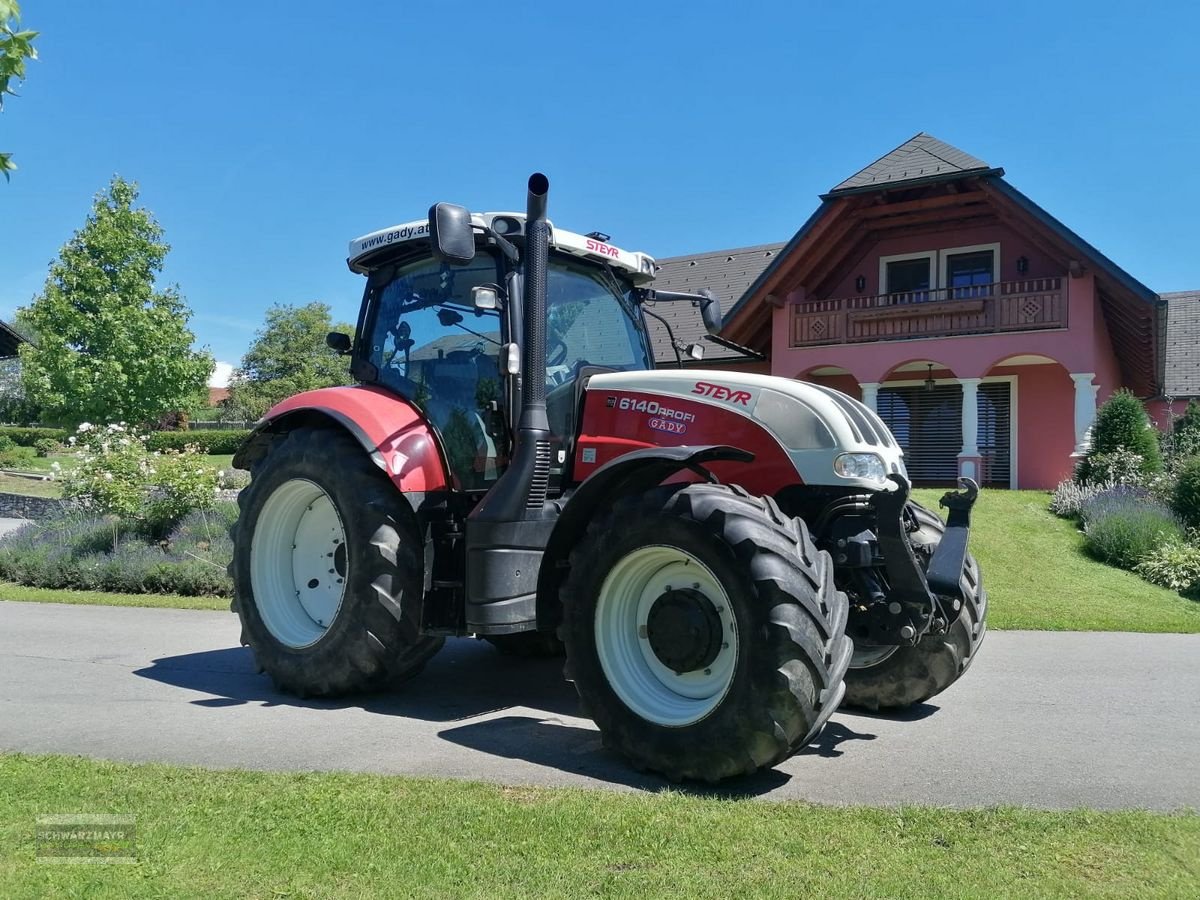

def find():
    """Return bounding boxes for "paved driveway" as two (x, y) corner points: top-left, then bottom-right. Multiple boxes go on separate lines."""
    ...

(1, 601), (1197, 809)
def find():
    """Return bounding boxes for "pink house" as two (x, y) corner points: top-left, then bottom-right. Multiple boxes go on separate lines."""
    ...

(711, 134), (1168, 490)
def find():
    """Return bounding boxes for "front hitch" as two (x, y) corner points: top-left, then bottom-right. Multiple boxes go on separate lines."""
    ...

(924, 477), (979, 599)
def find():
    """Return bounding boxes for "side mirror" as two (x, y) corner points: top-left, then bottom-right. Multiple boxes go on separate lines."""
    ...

(471, 285), (499, 311)
(699, 289), (723, 335)
(684, 342), (705, 361)
(428, 203), (475, 265)
(326, 331), (352, 355)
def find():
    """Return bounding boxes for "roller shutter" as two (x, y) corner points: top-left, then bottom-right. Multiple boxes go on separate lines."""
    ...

(876, 385), (963, 485)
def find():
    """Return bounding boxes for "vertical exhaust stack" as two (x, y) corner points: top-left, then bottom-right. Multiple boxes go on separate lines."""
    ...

(464, 174), (555, 633)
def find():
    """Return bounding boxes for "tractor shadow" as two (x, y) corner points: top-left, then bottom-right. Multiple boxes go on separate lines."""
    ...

(134, 640), (887, 795)
(133, 638), (580, 721)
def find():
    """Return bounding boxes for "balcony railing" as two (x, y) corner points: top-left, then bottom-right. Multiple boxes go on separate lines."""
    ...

(789, 277), (1066, 347)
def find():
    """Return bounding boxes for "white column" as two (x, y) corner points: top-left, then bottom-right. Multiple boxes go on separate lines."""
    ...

(959, 378), (981, 458)
(859, 382), (880, 412)
(1070, 373), (1100, 456)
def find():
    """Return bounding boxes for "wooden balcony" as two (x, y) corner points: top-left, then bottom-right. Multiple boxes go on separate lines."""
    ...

(789, 278), (1067, 347)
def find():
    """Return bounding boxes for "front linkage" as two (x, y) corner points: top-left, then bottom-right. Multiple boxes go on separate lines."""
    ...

(847, 475), (979, 648)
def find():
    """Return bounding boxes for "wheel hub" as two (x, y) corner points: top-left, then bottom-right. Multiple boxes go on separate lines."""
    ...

(646, 589), (723, 674)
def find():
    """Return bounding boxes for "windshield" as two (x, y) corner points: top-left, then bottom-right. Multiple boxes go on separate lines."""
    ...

(366, 253), (504, 490)
(544, 255), (651, 387)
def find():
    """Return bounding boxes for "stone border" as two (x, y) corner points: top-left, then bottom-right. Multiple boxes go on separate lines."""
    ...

(0, 491), (76, 520)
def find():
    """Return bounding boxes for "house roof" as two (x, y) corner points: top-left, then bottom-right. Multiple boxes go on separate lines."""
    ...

(723, 134), (1165, 395)
(645, 243), (784, 364)
(207, 387), (231, 406)
(825, 132), (999, 196)
(1162, 291), (1200, 398)
(0, 319), (32, 358)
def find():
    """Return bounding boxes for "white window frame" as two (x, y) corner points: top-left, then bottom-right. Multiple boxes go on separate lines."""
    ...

(940, 242), (1002, 293)
(878, 250), (938, 296)
(878, 243), (1002, 296)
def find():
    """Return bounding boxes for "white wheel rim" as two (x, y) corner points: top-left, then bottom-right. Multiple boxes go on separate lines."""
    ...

(850, 645), (898, 668)
(250, 478), (348, 649)
(594, 545), (738, 728)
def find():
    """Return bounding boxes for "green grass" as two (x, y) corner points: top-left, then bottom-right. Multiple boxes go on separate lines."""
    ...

(912, 488), (1200, 633)
(0, 472), (62, 498)
(0, 582), (227, 611)
(1, 753), (1196, 899)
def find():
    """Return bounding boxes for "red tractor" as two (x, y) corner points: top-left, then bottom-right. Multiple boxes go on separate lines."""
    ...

(230, 174), (986, 782)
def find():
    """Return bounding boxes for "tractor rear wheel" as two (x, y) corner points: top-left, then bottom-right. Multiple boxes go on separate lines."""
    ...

(560, 483), (852, 782)
(842, 502), (987, 711)
(230, 426), (443, 697)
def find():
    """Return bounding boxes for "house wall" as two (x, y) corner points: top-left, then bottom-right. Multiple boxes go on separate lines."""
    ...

(990, 363), (1076, 488)
(1146, 398), (1197, 430)
(823, 223), (1060, 298)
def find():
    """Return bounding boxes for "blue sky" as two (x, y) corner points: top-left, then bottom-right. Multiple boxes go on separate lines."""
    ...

(2, 1), (1197, 384)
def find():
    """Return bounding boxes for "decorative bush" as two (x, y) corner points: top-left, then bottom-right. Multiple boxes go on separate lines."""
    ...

(145, 429), (251, 455)
(1077, 449), (1145, 488)
(1134, 539), (1200, 598)
(216, 467), (251, 491)
(62, 423), (219, 537)
(1076, 390), (1162, 484)
(1078, 484), (1152, 526)
(0, 442), (35, 469)
(1081, 491), (1184, 569)
(1050, 479), (1108, 519)
(33, 437), (59, 457)
(0, 503), (236, 597)
(1174, 457), (1200, 530)
(0, 426), (70, 447)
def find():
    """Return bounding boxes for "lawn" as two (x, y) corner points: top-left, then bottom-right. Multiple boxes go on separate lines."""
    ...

(0, 582), (226, 611)
(911, 488), (1200, 633)
(1, 754), (1196, 899)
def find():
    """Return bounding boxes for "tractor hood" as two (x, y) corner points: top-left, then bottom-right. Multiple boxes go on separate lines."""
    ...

(585, 370), (908, 491)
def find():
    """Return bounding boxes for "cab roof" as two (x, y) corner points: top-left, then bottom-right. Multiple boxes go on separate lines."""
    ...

(347, 212), (656, 283)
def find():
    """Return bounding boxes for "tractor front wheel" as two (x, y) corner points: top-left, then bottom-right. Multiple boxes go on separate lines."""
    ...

(230, 426), (443, 697)
(842, 502), (988, 711)
(560, 483), (852, 782)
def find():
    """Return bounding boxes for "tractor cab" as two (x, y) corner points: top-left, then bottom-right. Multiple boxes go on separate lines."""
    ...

(345, 213), (658, 493)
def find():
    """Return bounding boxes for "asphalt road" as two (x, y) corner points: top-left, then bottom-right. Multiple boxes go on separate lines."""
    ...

(1, 601), (1197, 810)
(0, 517), (29, 538)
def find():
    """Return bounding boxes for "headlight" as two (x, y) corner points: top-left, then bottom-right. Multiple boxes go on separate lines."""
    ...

(834, 452), (887, 483)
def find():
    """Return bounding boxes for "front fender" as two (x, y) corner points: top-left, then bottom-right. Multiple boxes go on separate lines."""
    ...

(232, 385), (449, 493)
(534, 444), (754, 630)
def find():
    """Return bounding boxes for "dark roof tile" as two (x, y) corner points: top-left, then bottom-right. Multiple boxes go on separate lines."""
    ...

(646, 243), (784, 363)
(1162, 290), (1200, 397)
(829, 132), (993, 194)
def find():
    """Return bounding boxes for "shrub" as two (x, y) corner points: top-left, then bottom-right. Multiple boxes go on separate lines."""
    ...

(0, 426), (70, 447)
(216, 467), (251, 491)
(1050, 479), (1108, 519)
(1174, 457), (1200, 530)
(0, 503), (236, 597)
(62, 423), (219, 536)
(1134, 539), (1200, 597)
(1078, 484), (1153, 526)
(1076, 449), (1145, 488)
(1076, 390), (1161, 484)
(1081, 491), (1184, 568)
(0, 444), (35, 469)
(146, 429), (251, 455)
(33, 437), (59, 457)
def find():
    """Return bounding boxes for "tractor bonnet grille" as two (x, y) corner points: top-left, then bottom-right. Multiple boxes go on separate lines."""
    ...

(527, 440), (552, 510)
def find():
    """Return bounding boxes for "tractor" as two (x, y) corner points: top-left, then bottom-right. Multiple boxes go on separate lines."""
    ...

(229, 174), (987, 782)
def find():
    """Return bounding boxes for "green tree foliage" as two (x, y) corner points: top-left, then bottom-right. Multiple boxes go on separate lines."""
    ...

(0, 1), (37, 179)
(225, 302), (354, 420)
(19, 177), (214, 427)
(1174, 457), (1200, 530)
(1075, 389), (1162, 484)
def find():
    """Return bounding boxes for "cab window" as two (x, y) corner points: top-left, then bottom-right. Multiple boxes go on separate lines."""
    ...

(367, 254), (504, 490)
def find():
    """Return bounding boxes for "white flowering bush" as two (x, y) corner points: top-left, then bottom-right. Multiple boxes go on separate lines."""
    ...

(62, 423), (219, 536)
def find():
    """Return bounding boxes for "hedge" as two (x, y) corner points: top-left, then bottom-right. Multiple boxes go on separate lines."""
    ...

(145, 429), (252, 455)
(0, 426), (70, 447)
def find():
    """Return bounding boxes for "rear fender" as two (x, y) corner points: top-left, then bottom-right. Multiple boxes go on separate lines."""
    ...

(534, 444), (753, 631)
(232, 385), (449, 494)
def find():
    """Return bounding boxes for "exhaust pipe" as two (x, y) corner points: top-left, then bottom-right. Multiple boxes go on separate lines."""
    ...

(463, 174), (555, 631)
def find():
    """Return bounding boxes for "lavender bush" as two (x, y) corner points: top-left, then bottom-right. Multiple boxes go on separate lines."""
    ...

(1080, 488), (1184, 569)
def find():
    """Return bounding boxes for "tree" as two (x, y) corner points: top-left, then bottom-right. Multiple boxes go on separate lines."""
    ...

(1, 1), (38, 180)
(19, 177), (214, 427)
(1075, 389), (1162, 484)
(225, 302), (354, 420)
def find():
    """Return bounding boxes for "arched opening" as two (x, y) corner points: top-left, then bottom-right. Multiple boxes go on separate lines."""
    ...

(874, 360), (962, 486)
(797, 365), (861, 401)
(985, 354), (1075, 489)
